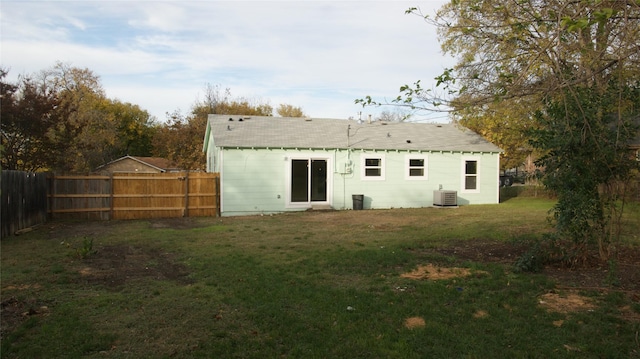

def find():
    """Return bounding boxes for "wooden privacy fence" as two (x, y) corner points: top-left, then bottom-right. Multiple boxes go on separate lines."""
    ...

(1, 171), (48, 238)
(48, 172), (220, 220)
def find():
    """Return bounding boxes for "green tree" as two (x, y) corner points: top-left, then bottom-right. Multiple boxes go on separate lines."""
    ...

(152, 110), (206, 171)
(2, 63), (158, 172)
(531, 81), (639, 263)
(1, 69), (59, 171)
(153, 84), (278, 170)
(455, 97), (538, 171)
(215, 99), (273, 116)
(361, 1), (640, 263)
(108, 100), (156, 157)
(41, 62), (112, 172)
(276, 104), (306, 117)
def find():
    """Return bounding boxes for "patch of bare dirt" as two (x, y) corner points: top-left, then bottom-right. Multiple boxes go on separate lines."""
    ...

(434, 239), (640, 295)
(538, 293), (640, 322)
(473, 310), (489, 319)
(78, 244), (192, 288)
(0, 296), (51, 342)
(400, 264), (488, 280)
(1, 244), (192, 340)
(538, 291), (597, 313)
(404, 316), (426, 329)
(146, 217), (212, 230)
(46, 220), (122, 240)
(435, 238), (529, 264)
(431, 239), (640, 322)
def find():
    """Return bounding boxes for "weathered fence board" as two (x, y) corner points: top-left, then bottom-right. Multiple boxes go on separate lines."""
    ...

(1, 171), (48, 238)
(47, 172), (219, 220)
(49, 175), (111, 220)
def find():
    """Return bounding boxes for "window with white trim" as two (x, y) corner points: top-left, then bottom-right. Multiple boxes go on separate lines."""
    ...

(361, 155), (385, 180)
(405, 155), (428, 180)
(463, 158), (479, 192)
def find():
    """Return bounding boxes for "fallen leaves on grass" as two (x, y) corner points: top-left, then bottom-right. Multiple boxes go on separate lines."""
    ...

(3, 284), (41, 291)
(400, 264), (488, 280)
(473, 310), (489, 319)
(404, 317), (426, 329)
(563, 344), (581, 352)
(617, 306), (640, 322)
(538, 292), (596, 313)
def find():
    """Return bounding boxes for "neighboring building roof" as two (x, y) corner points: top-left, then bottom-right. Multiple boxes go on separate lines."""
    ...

(129, 156), (177, 171)
(95, 156), (179, 172)
(206, 115), (502, 153)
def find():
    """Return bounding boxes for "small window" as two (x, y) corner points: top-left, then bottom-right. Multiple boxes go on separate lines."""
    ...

(464, 159), (478, 191)
(406, 155), (428, 180)
(409, 159), (424, 176)
(361, 155), (385, 180)
(365, 158), (382, 176)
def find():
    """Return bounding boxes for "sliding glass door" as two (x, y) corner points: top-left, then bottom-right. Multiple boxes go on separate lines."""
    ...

(290, 159), (327, 203)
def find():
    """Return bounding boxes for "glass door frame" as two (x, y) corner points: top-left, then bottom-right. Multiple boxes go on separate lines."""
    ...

(286, 155), (332, 209)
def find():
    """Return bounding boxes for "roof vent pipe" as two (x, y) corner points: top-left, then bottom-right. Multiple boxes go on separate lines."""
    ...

(368, 114), (372, 124)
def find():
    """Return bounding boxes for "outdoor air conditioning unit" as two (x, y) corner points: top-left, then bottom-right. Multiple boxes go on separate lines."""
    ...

(433, 190), (457, 207)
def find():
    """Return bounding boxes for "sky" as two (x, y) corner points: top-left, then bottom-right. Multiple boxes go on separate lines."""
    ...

(1, 0), (454, 123)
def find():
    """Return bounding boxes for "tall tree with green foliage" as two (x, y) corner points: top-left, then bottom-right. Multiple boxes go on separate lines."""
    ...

(360, 0), (640, 263)
(1, 63), (157, 172)
(42, 63), (118, 172)
(108, 100), (156, 158)
(153, 83), (276, 170)
(1, 69), (59, 171)
(152, 110), (207, 171)
(531, 82), (639, 263)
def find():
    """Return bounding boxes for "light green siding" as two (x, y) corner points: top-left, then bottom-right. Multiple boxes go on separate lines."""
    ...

(220, 149), (288, 216)
(219, 148), (500, 216)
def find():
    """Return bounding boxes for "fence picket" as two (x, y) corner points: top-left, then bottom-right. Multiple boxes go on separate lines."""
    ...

(1, 171), (48, 238)
(46, 172), (219, 220)
(2, 171), (220, 238)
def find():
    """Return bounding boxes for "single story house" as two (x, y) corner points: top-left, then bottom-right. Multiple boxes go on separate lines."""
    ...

(203, 115), (503, 216)
(95, 156), (180, 174)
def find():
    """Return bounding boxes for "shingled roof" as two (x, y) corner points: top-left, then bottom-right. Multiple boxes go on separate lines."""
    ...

(95, 156), (179, 173)
(206, 115), (502, 153)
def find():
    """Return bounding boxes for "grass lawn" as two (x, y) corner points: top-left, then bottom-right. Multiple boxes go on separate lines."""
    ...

(2, 197), (639, 358)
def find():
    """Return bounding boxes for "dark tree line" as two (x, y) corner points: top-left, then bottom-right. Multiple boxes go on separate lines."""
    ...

(1, 64), (155, 172)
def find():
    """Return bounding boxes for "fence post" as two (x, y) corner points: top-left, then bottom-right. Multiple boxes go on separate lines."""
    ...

(184, 172), (190, 217)
(109, 172), (114, 220)
(216, 175), (221, 217)
(49, 172), (57, 219)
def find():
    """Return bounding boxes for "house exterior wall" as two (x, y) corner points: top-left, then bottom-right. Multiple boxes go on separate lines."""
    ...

(204, 129), (217, 173)
(218, 147), (500, 216)
(220, 148), (290, 215)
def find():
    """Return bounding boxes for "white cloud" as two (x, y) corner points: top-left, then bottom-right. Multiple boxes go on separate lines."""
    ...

(1, 1), (453, 121)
